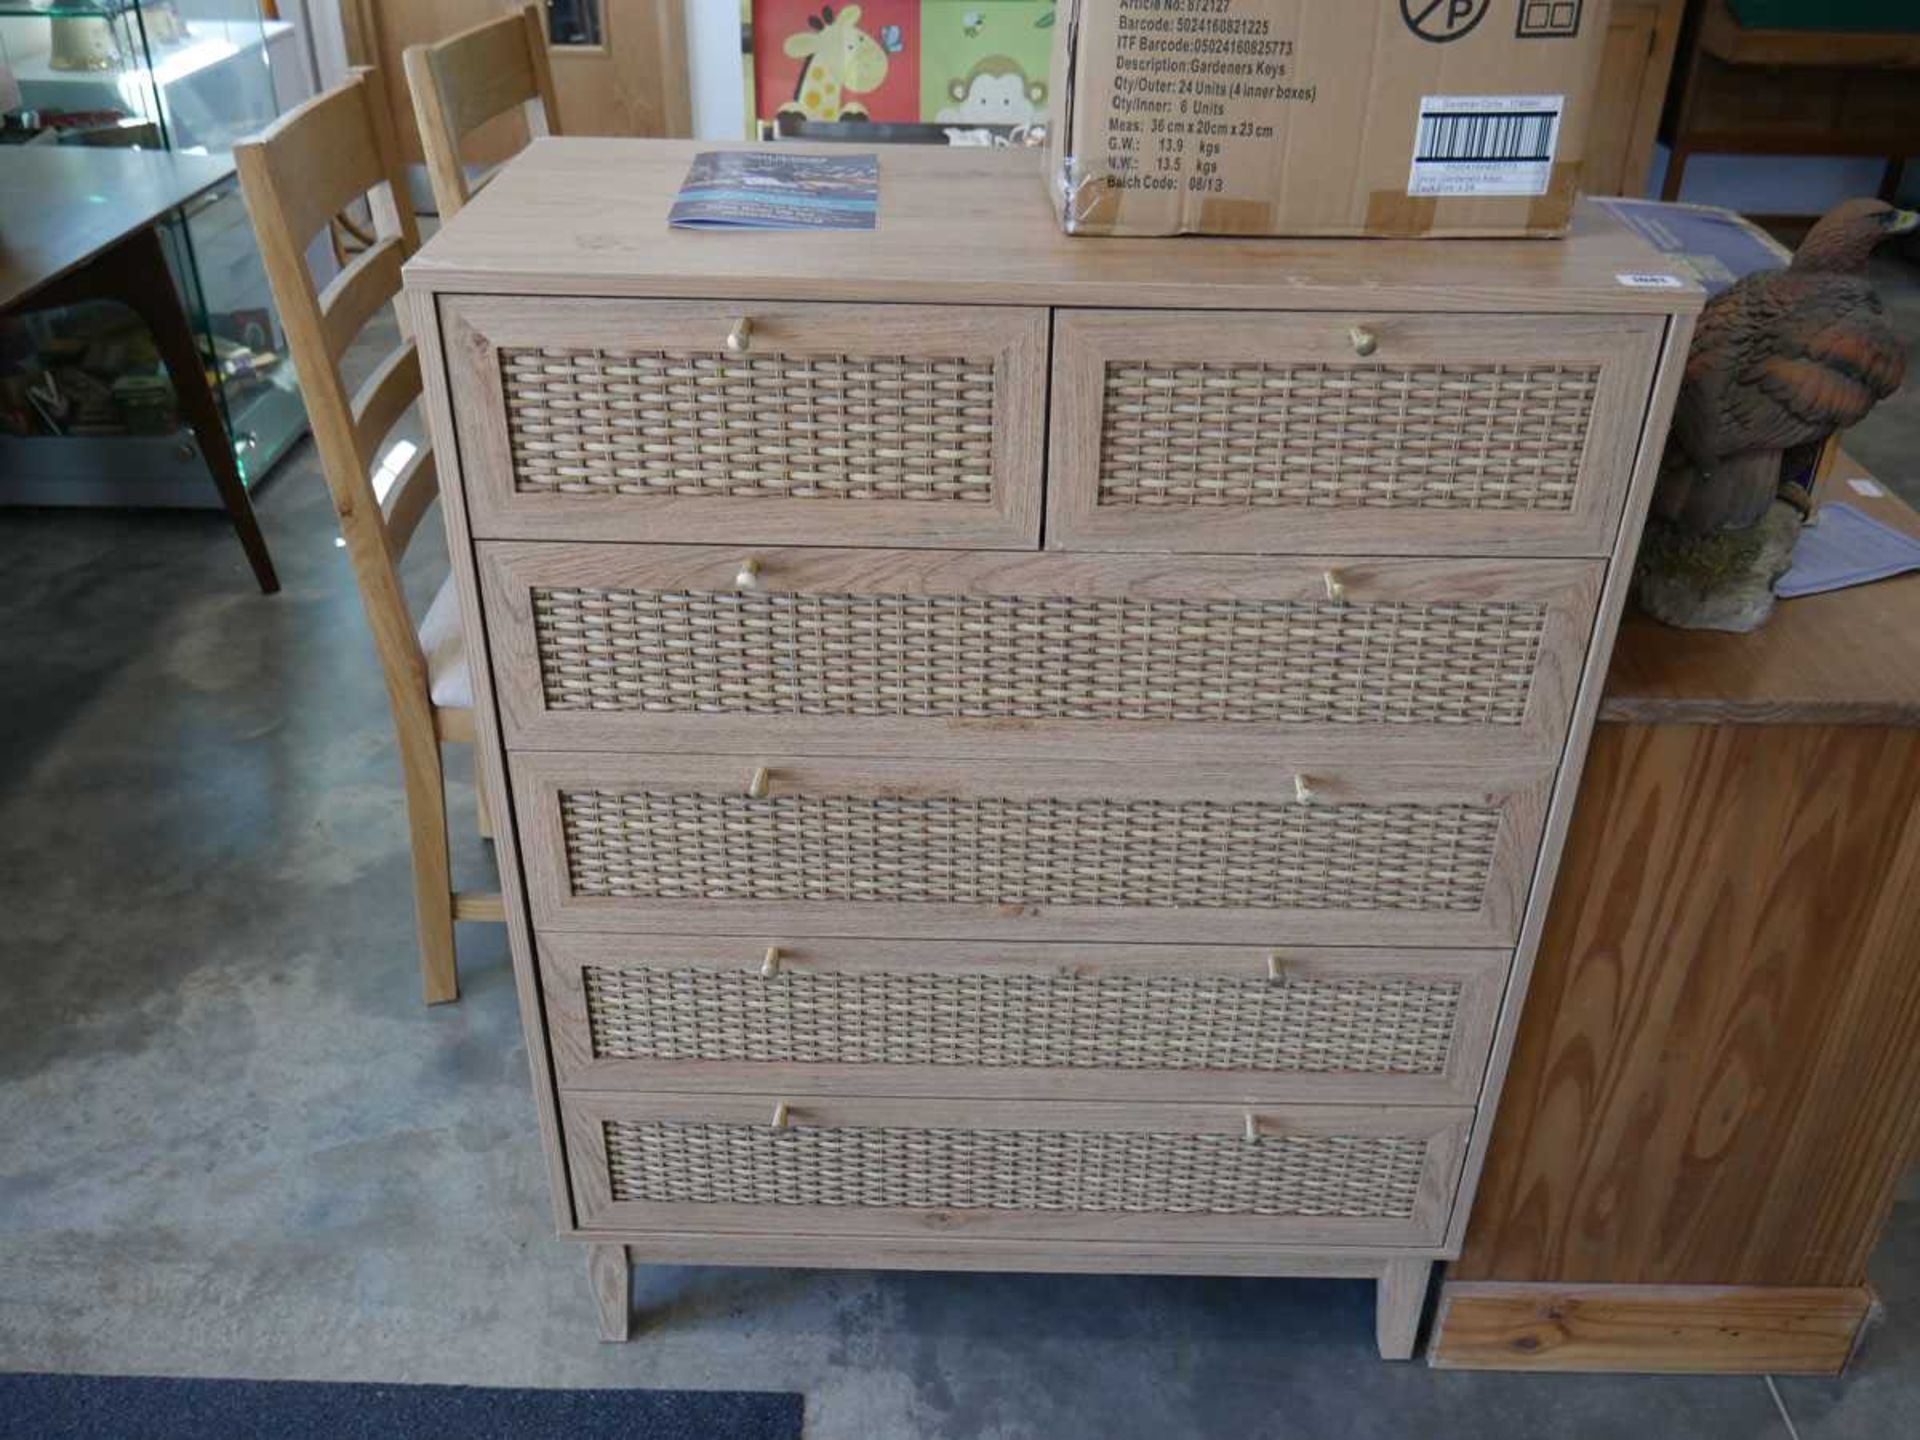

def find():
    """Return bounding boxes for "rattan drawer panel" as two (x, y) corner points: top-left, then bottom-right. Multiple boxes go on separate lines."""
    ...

(541, 935), (1509, 1103)
(513, 753), (1551, 946)
(481, 543), (1603, 763)
(1049, 311), (1663, 556)
(562, 1092), (1471, 1246)
(443, 297), (1046, 547)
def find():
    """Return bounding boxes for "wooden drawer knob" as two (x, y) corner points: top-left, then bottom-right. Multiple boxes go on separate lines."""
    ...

(1267, 950), (1285, 980)
(1323, 569), (1346, 603)
(1349, 325), (1378, 357)
(726, 317), (754, 354)
(735, 556), (763, 591)
(1244, 1112), (1260, 1142)
(1293, 774), (1316, 805)
(771, 1101), (791, 1130)
(747, 766), (772, 799)
(760, 945), (782, 977)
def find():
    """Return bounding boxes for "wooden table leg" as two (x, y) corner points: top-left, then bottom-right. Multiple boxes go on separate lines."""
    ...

(32, 224), (280, 594)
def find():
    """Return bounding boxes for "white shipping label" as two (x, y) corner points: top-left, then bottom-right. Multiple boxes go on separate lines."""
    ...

(1617, 273), (1688, 289)
(1408, 95), (1564, 198)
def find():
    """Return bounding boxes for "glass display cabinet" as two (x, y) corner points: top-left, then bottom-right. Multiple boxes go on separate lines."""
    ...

(0, 0), (306, 506)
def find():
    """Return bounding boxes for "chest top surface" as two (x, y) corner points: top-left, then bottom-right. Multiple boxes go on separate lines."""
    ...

(405, 138), (1704, 317)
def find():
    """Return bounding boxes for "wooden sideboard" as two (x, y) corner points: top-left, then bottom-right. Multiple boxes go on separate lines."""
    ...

(405, 139), (1699, 1358)
(1431, 454), (1920, 1373)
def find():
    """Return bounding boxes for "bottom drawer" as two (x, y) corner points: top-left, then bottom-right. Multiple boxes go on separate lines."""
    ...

(563, 1092), (1470, 1247)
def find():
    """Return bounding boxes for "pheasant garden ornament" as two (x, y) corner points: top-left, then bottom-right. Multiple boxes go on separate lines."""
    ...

(1636, 198), (1917, 632)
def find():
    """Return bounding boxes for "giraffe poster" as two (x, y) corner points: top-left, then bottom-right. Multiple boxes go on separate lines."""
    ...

(751, 2), (1058, 135)
(752, 2), (921, 125)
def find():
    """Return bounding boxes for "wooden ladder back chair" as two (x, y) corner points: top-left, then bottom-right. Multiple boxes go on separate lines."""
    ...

(404, 2), (562, 220)
(235, 69), (502, 1007)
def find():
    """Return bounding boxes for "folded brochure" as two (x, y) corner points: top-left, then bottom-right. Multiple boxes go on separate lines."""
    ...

(669, 151), (878, 231)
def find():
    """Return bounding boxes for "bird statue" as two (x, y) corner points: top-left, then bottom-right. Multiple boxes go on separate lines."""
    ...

(1637, 198), (1917, 632)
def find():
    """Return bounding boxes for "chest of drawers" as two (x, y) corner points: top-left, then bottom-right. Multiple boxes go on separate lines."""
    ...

(407, 139), (1701, 1359)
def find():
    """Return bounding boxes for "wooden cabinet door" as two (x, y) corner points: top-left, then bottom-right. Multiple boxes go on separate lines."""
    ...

(1584, 0), (1688, 198)
(343, 0), (688, 172)
(544, 0), (690, 139)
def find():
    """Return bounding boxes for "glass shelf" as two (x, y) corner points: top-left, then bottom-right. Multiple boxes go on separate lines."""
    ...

(0, 0), (305, 505)
(0, 2), (149, 17)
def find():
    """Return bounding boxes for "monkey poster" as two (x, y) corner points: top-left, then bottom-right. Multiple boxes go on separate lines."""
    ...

(750, 1), (1056, 138)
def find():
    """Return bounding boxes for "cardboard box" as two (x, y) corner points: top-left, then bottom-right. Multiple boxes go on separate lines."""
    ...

(1047, 0), (1612, 238)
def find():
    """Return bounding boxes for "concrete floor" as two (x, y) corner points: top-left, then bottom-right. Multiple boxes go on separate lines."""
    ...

(3, 260), (1919, 1437)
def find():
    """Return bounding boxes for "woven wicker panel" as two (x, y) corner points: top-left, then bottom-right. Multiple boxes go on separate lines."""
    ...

(1098, 361), (1600, 511)
(500, 347), (997, 503)
(531, 588), (1548, 727)
(582, 965), (1464, 1074)
(603, 1118), (1429, 1217)
(559, 791), (1501, 912)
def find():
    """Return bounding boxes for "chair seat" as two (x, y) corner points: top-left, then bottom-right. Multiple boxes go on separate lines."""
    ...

(419, 574), (472, 711)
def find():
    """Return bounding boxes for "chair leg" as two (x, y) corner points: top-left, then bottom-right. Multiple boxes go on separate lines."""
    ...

(396, 705), (459, 1005)
(474, 742), (495, 842)
(589, 1243), (632, 1343)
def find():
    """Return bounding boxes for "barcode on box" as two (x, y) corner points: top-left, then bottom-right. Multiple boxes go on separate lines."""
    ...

(1418, 113), (1557, 164)
(1408, 95), (1564, 199)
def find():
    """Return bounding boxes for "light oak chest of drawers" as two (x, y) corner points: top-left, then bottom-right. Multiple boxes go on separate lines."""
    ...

(407, 138), (1701, 1359)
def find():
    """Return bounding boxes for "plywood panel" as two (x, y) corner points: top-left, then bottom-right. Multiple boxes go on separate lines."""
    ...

(1430, 1283), (1872, 1374)
(1451, 722), (1920, 1286)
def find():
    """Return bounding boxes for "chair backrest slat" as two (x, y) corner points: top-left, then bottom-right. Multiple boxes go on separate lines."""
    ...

(317, 234), (408, 364)
(405, 1), (560, 220)
(236, 68), (435, 707)
(379, 445), (441, 562)
(252, 80), (415, 256)
(350, 337), (422, 473)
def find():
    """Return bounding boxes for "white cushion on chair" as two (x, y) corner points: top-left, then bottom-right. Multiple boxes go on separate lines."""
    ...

(419, 575), (473, 711)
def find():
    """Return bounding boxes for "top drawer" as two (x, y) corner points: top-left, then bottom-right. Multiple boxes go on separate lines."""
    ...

(441, 297), (1046, 547)
(1048, 311), (1664, 557)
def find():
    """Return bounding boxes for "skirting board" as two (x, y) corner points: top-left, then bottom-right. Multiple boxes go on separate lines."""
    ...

(1428, 1281), (1877, 1374)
